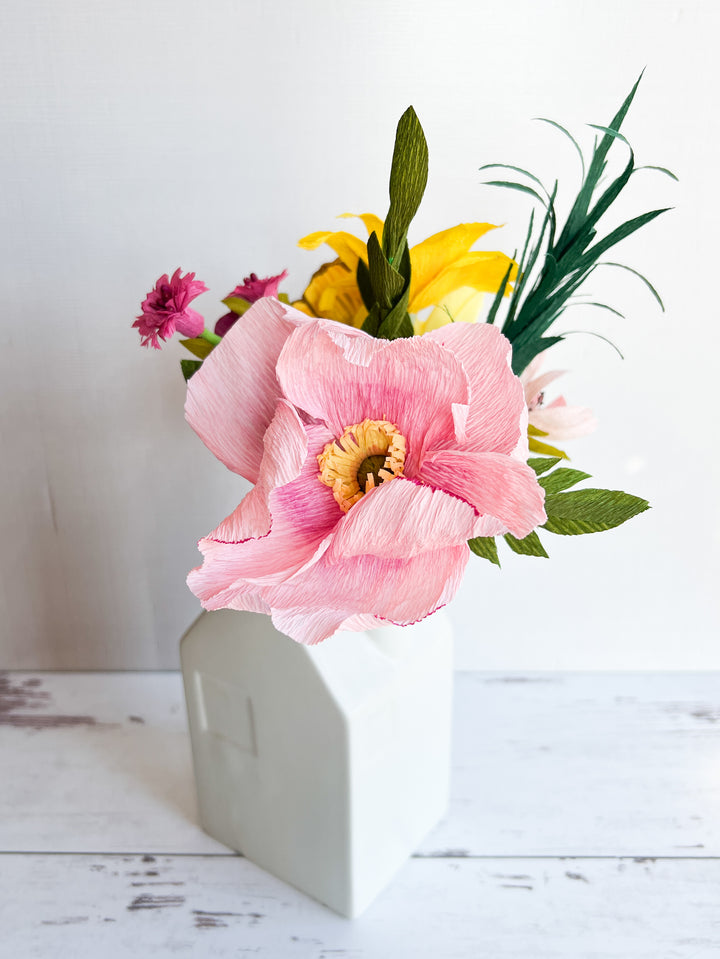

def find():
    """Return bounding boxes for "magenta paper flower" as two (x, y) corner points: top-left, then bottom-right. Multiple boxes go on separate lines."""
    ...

(215, 270), (289, 337)
(134, 269), (208, 349)
(521, 353), (597, 443)
(186, 299), (546, 645)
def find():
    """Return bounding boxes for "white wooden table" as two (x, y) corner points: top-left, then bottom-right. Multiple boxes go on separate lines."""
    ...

(1, 671), (719, 957)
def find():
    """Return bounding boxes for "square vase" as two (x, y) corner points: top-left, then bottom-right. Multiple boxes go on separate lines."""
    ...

(180, 608), (453, 917)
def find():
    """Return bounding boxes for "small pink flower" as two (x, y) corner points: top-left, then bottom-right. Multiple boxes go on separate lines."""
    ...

(215, 270), (288, 336)
(186, 298), (546, 645)
(521, 353), (597, 443)
(133, 269), (208, 349)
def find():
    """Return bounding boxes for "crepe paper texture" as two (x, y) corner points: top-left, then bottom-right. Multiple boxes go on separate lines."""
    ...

(133, 81), (671, 642)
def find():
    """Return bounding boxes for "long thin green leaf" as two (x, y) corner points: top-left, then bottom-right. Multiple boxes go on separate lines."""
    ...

(479, 163), (550, 196)
(634, 165), (679, 182)
(567, 300), (626, 318)
(587, 124), (631, 147)
(486, 258), (515, 326)
(559, 329), (625, 359)
(578, 208), (671, 269)
(534, 117), (586, 180)
(600, 261), (665, 311)
(484, 180), (549, 207)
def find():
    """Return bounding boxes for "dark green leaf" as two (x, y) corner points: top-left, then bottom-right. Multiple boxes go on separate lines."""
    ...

(485, 180), (548, 207)
(527, 456), (562, 475)
(601, 262), (665, 311)
(533, 117), (586, 180)
(504, 530), (549, 558)
(634, 164), (679, 182)
(479, 163), (548, 193)
(578, 208), (672, 268)
(486, 258), (515, 325)
(542, 488), (650, 535)
(180, 359), (202, 381)
(468, 536), (501, 566)
(538, 467), (591, 494)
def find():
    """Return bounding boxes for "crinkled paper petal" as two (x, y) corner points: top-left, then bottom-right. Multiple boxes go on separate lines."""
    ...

(267, 544), (470, 645)
(328, 478), (478, 561)
(420, 448), (546, 539)
(276, 321), (469, 474)
(425, 322), (526, 455)
(185, 299), (300, 483)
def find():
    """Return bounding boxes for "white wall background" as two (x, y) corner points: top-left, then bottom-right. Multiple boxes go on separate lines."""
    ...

(1, 0), (717, 669)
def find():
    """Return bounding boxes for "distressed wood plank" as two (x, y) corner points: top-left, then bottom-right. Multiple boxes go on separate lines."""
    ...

(1, 853), (718, 958)
(1, 671), (719, 856)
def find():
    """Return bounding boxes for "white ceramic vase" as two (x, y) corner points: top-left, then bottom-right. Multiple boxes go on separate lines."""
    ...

(180, 608), (453, 917)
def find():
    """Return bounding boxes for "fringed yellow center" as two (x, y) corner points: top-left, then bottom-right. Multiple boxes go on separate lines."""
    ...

(318, 419), (406, 513)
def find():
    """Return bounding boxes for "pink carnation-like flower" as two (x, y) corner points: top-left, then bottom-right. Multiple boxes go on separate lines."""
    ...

(215, 270), (289, 337)
(134, 269), (208, 349)
(186, 299), (546, 645)
(520, 353), (597, 443)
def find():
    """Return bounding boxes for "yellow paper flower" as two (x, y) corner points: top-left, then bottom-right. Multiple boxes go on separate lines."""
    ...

(292, 214), (516, 333)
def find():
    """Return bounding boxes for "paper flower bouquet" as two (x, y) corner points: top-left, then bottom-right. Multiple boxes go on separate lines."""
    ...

(135, 78), (671, 646)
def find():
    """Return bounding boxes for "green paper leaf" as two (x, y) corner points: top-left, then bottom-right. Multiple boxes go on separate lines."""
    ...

(601, 262), (665, 311)
(367, 231), (404, 310)
(485, 180), (549, 207)
(356, 257), (374, 311)
(382, 106), (429, 264)
(533, 117), (586, 180)
(361, 302), (381, 337)
(528, 456), (562, 475)
(504, 530), (549, 558)
(538, 467), (591, 494)
(222, 296), (252, 316)
(542, 488), (650, 535)
(468, 536), (501, 567)
(635, 164), (679, 182)
(486, 257), (515, 325)
(278, 292), (290, 304)
(180, 359), (202, 381)
(179, 337), (214, 359)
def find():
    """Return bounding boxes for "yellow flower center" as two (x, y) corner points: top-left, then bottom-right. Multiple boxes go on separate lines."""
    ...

(318, 419), (406, 513)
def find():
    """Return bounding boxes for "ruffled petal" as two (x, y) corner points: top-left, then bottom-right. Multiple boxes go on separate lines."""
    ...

(420, 448), (546, 538)
(276, 321), (469, 474)
(530, 402), (597, 440)
(328, 478), (478, 561)
(425, 322), (525, 455)
(266, 544), (469, 645)
(185, 298), (301, 483)
(187, 422), (339, 605)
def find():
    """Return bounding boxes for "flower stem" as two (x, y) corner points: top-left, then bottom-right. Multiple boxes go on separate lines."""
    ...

(200, 329), (222, 345)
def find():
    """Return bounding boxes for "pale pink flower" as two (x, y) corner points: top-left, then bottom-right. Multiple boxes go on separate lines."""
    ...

(215, 270), (289, 337)
(521, 353), (597, 443)
(186, 299), (546, 645)
(134, 269), (208, 349)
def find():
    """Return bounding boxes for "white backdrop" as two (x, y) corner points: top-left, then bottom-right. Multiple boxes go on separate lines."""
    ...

(1, 0), (717, 669)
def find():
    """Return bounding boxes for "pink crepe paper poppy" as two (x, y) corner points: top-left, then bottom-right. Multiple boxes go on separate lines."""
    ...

(186, 298), (546, 645)
(215, 270), (289, 337)
(521, 353), (598, 443)
(134, 269), (208, 349)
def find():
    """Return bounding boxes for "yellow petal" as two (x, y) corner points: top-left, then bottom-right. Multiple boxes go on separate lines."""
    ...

(338, 212), (384, 243)
(415, 287), (486, 334)
(408, 223), (501, 307)
(297, 229), (368, 271)
(295, 259), (366, 328)
(410, 251), (517, 313)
